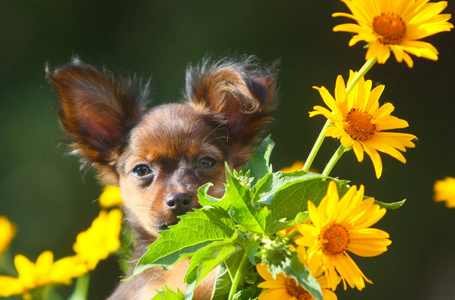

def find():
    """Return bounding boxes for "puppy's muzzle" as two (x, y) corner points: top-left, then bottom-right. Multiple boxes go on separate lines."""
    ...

(164, 193), (192, 215)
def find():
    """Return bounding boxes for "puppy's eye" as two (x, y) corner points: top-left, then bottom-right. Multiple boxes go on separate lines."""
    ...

(132, 164), (153, 178)
(198, 156), (217, 169)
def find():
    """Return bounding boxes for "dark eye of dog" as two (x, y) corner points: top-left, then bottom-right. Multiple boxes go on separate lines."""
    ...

(132, 164), (153, 178)
(197, 156), (217, 169)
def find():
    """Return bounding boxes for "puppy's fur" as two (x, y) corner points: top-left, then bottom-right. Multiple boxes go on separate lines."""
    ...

(47, 57), (277, 300)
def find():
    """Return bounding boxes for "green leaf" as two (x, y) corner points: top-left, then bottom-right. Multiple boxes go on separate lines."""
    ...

(261, 174), (349, 234)
(253, 171), (328, 205)
(151, 286), (185, 300)
(198, 182), (230, 211)
(269, 252), (322, 300)
(224, 166), (268, 233)
(210, 262), (233, 300)
(267, 211), (310, 235)
(375, 199), (406, 210)
(185, 234), (243, 299)
(133, 207), (236, 277)
(232, 286), (261, 300)
(200, 165), (269, 234)
(243, 136), (275, 185)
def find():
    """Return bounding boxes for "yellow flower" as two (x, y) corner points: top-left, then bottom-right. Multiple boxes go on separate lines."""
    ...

(295, 181), (391, 291)
(281, 161), (319, 174)
(99, 185), (123, 208)
(0, 276), (24, 297)
(256, 263), (338, 300)
(434, 177), (455, 207)
(333, 0), (453, 67)
(73, 209), (122, 270)
(0, 251), (88, 296)
(281, 161), (305, 173)
(310, 71), (417, 178)
(0, 216), (16, 254)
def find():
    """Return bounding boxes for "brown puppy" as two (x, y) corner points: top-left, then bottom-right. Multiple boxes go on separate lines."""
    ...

(47, 57), (277, 299)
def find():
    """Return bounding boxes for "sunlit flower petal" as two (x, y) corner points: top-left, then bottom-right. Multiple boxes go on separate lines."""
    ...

(99, 185), (123, 208)
(310, 72), (417, 178)
(333, 0), (453, 67)
(73, 209), (122, 270)
(257, 263), (337, 300)
(296, 181), (391, 291)
(0, 216), (16, 255)
(434, 177), (455, 207)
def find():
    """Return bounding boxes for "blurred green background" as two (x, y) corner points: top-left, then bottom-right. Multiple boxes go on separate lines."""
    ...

(1, 1), (454, 299)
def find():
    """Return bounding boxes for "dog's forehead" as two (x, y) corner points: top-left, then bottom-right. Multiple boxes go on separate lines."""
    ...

(128, 104), (218, 162)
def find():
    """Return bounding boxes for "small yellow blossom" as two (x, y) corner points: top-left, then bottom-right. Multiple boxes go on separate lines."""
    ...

(310, 71), (417, 178)
(281, 161), (318, 174)
(295, 181), (391, 291)
(0, 276), (24, 297)
(0, 251), (87, 297)
(99, 185), (123, 208)
(73, 209), (122, 270)
(281, 161), (305, 173)
(257, 263), (338, 300)
(0, 216), (17, 254)
(15, 251), (87, 289)
(434, 177), (455, 207)
(333, 0), (453, 67)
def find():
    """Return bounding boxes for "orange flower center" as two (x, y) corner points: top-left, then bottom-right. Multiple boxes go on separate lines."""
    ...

(285, 278), (312, 300)
(372, 12), (407, 45)
(343, 109), (377, 141)
(320, 223), (350, 255)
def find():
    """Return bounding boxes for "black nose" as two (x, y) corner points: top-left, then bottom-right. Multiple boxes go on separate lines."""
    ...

(164, 193), (192, 215)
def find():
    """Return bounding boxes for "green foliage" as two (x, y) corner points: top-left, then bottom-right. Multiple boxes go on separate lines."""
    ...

(133, 207), (236, 276)
(151, 286), (185, 300)
(244, 136), (275, 185)
(132, 137), (402, 300)
(375, 199), (406, 210)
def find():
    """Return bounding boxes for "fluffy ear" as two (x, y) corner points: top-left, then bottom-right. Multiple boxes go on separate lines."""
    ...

(47, 58), (148, 182)
(185, 57), (278, 166)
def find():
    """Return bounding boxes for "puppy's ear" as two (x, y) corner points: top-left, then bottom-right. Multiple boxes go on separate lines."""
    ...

(186, 57), (278, 166)
(47, 58), (148, 183)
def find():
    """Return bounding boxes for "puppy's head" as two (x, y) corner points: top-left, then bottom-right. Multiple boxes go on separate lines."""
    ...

(48, 57), (277, 238)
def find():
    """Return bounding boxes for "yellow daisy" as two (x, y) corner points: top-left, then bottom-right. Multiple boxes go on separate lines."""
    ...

(256, 263), (338, 300)
(434, 177), (455, 207)
(73, 209), (122, 270)
(99, 185), (123, 208)
(310, 71), (417, 178)
(294, 181), (391, 291)
(0, 276), (24, 297)
(0, 216), (16, 255)
(0, 251), (88, 297)
(333, 0), (453, 67)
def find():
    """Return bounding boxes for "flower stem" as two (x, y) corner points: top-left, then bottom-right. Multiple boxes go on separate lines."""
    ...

(346, 57), (377, 94)
(303, 119), (331, 172)
(68, 273), (90, 300)
(303, 57), (377, 172)
(228, 252), (249, 300)
(322, 145), (349, 177)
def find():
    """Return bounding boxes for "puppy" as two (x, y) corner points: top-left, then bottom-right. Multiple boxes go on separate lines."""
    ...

(47, 57), (277, 300)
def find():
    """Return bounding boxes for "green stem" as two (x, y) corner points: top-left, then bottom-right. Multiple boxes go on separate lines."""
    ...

(322, 145), (349, 177)
(346, 57), (377, 94)
(303, 119), (331, 172)
(302, 57), (377, 172)
(68, 273), (90, 300)
(228, 252), (249, 300)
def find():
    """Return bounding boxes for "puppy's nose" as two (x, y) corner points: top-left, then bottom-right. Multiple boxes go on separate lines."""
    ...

(164, 193), (192, 215)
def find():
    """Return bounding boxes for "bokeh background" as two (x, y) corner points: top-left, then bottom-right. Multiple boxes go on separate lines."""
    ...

(1, 1), (454, 299)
